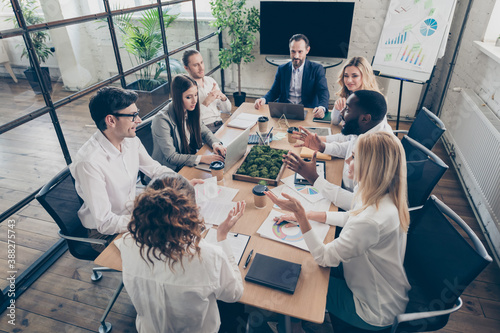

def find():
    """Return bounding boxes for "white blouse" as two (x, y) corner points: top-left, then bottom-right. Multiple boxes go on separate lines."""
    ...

(116, 236), (243, 333)
(303, 195), (410, 327)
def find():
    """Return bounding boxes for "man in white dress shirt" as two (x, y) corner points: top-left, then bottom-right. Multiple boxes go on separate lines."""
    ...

(70, 87), (197, 251)
(182, 49), (232, 133)
(285, 90), (392, 211)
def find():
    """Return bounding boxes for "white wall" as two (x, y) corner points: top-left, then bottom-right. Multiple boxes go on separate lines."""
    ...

(221, 0), (423, 118)
(440, 0), (500, 119)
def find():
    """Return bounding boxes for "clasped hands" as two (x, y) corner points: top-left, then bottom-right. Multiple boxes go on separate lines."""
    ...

(203, 83), (227, 106)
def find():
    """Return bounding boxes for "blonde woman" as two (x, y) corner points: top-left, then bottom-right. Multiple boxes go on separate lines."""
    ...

(331, 56), (381, 125)
(267, 131), (410, 331)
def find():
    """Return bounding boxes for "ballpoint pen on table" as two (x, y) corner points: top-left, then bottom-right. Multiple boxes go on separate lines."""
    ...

(243, 249), (254, 269)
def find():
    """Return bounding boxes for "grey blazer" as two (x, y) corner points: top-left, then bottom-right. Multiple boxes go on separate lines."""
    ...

(151, 102), (219, 171)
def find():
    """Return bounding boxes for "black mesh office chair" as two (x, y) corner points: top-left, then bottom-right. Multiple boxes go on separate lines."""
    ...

(402, 135), (448, 209)
(393, 195), (492, 332)
(136, 116), (154, 156)
(394, 107), (445, 150)
(136, 115), (155, 185)
(330, 196), (492, 333)
(36, 167), (123, 333)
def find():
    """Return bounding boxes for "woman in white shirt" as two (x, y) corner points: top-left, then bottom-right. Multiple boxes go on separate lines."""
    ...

(116, 174), (245, 333)
(266, 131), (410, 331)
(152, 74), (226, 171)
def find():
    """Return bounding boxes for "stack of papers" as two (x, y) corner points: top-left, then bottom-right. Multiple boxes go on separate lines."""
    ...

(227, 113), (261, 129)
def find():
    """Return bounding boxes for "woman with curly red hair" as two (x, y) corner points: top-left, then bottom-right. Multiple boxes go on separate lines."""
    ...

(115, 173), (246, 333)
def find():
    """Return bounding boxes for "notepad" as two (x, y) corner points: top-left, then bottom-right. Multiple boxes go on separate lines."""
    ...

(227, 113), (260, 129)
(300, 147), (332, 161)
(204, 228), (250, 264)
(245, 253), (301, 294)
(312, 111), (332, 123)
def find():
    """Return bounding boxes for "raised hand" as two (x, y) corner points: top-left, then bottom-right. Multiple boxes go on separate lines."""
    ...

(293, 126), (326, 152)
(217, 201), (246, 241)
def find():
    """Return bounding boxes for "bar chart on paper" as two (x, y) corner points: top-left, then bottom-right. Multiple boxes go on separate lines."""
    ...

(385, 31), (407, 45)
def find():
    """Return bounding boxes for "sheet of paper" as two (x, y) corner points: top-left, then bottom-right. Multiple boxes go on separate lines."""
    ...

(199, 200), (237, 226)
(280, 175), (326, 203)
(204, 228), (250, 264)
(256, 209), (330, 252)
(271, 183), (331, 211)
(195, 177), (239, 203)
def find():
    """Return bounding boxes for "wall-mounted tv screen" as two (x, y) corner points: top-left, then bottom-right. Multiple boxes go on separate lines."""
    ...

(260, 1), (355, 59)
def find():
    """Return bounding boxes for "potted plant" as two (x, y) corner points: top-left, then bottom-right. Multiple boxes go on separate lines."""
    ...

(114, 8), (184, 116)
(5, 0), (55, 94)
(210, 0), (259, 107)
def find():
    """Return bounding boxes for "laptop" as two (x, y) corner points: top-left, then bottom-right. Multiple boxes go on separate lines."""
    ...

(195, 126), (251, 172)
(269, 102), (306, 120)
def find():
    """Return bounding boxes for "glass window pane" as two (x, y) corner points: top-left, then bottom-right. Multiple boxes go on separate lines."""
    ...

(167, 3), (196, 51)
(0, 113), (67, 289)
(124, 58), (186, 118)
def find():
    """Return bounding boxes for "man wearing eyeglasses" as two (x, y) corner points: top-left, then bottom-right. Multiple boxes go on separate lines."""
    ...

(70, 86), (201, 251)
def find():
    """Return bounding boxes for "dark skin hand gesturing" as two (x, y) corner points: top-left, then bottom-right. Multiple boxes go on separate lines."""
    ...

(282, 150), (320, 185)
(292, 126), (326, 152)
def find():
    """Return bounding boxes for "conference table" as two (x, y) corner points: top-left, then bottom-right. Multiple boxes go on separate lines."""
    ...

(94, 102), (344, 328)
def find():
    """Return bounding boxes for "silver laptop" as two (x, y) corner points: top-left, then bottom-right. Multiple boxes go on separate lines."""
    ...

(269, 102), (306, 120)
(195, 126), (251, 172)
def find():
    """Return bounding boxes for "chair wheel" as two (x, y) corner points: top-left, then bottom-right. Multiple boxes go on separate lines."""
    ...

(91, 271), (103, 282)
(99, 321), (112, 333)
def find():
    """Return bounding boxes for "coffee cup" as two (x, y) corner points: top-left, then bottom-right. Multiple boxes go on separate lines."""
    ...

(252, 184), (268, 209)
(209, 161), (224, 181)
(258, 116), (269, 133)
(287, 126), (299, 143)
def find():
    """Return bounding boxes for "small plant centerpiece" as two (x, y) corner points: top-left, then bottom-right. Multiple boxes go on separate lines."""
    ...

(113, 8), (184, 116)
(233, 145), (288, 186)
(210, 0), (259, 106)
(5, 0), (55, 94)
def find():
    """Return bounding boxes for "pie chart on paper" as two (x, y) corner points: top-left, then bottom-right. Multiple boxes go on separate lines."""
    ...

(420, 18), (438, 36)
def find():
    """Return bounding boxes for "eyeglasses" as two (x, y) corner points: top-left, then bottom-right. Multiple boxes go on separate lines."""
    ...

(111, 111), (140, 122)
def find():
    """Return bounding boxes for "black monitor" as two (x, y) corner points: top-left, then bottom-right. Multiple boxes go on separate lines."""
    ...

(260, 1), (355, 59)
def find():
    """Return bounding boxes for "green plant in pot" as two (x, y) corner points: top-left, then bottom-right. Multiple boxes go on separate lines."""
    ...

(210, 0), (259, 107)
(113, 7), (185, 116)
(5, 0), (55, 94)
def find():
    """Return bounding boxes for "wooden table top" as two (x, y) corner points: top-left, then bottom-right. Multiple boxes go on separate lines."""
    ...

(95, 102), (344, 323)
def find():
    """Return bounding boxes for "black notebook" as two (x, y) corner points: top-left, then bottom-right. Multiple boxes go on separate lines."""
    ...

(245, 253), (302, 294)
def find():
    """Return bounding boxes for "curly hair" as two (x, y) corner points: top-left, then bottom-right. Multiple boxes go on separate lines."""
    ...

(128, 174), (204, 270)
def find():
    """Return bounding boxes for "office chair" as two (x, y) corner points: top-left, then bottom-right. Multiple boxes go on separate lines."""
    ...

(136, 116), (154, 156)
(394, 107), (445, 150)
(402, 135), (448, 209)
(36, 167), (123, 333)
(330, 196), (492, 333)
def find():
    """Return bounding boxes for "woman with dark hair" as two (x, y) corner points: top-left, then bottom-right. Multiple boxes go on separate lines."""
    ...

(115, 173), (245, 333)
(152, 74), (226, 171)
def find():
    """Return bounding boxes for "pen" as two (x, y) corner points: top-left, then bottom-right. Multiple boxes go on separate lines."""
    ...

(243, 249), (254, 269)
(264, 127), (273, 145)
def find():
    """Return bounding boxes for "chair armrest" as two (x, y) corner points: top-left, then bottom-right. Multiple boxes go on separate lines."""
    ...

(390, 298), (462, 333)
(58, 231), (109, 246)
(393, 130), (409, 135)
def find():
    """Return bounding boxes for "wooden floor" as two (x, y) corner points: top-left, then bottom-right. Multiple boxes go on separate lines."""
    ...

(0, 79), (499, 332)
